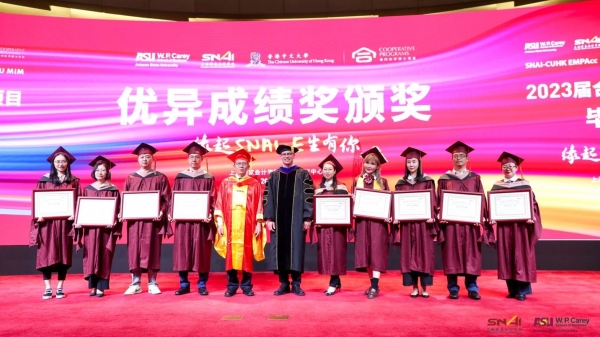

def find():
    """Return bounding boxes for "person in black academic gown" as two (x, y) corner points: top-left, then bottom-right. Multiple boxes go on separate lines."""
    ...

(264, 144), (314, 296)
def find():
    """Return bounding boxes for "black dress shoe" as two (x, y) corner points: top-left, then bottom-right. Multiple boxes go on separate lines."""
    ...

(175, 287), (190, 295)
(325, 287), (339, 296)
(367, 288), (379, 299)
(243, 289), (255, 296)
(364, 288), (370, 295)
(198, 287), (209, 296)
(516, 295), (526, 301)
(449, 291), (459, 299)
(468, 291), (481, 300)
(224, 289), (236, 297)
(89, 290), (97, 296)
(274, 284), (290, 296)
(291, 285), (305, 296)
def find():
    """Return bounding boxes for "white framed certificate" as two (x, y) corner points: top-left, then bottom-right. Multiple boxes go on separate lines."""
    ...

(171, 191), (210, 221)
(353, 188), (391, 220)
(32, 188), (76, 219)
(121, 191), (160, 220)
(440, 190), (484, 224)
(313, 194), (352, 227)
(75, 197), (117, 227)
(488, 188), (533, 222)
(392, 190), (433, 222)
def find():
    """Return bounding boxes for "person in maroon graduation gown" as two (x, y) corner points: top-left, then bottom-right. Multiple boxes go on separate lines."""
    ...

(314, 154), (349, 296)
(490, 152), (542, 301)
(437, 141), (493, 300)
(79, 156), (121, 298)
(353, 146), (392, 299)
(121, 143), (172, 296)
(393, 147), (437, 298)
(31, 146), (80, 300)
(169, 142), (215, 296)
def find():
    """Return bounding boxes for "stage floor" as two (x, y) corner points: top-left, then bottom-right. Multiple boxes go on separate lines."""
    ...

(1, 270), (598, 336)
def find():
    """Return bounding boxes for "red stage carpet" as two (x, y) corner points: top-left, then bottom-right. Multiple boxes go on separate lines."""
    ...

(1, 271), (598, 336)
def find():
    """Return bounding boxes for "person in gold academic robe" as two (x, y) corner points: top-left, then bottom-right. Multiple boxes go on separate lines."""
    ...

(31, 147), (80, 300)
(353, 146), (392, 299)
(437, 141), (493, 300)
(313, 154), (349, 296)
(121, 143), (172, 296)
(214, 149), (266, 297)
(490, 152), (542, 301)
(393, 147), (437, 298)
(169, 142), (215, 296)
(79, 156), (121, 298)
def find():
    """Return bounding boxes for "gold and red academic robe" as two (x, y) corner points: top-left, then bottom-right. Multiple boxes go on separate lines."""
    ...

(170, 172), (215, 273)
(263, 166), (314, 272)
(437, 172), (494, 276)
(213, 176), (266, 273)
(81, 185), (121, 281)
(353, 177), (390, 273)
(124, 172), (171, 272)
(315, 186), (348, 276)
(491, 179), (542, 283)
(29, 176), (81, 270)
(394, 176), (437, 277)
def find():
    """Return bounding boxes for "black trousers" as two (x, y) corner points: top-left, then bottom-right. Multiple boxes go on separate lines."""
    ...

(226, 270), (252, 291)
(278, 270), (302, 286)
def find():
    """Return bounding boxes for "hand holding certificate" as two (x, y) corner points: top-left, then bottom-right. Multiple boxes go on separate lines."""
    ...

(75, 197), (117, 227)
(313, 194), (352, 226)
(439, 190), (484, 224)
(32, 188), (76, 219)
(353, 188), (392, 221)
(121, 191), (160, 221)
(392, 190), (433, 222)
(488, 189), (533, 222)
(170, 191), (210, 221)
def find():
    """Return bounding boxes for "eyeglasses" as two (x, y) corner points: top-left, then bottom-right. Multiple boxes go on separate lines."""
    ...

(188, 155), (202, 160)
(235, 162), (249, 167)
(53, 160), (68, 164)
(452, 153), (467, 159)
(502, 165), (517, 170)
(280, 153), (294, 157)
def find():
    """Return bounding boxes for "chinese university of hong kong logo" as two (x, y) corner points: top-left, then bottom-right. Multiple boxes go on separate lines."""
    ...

(247, 52), (265, 67)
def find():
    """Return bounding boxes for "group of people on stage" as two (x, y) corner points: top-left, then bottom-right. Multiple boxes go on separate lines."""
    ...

(31, 140), (542, 302)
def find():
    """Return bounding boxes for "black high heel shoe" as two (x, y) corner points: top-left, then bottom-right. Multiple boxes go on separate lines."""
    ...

(324, 282), (342, 295)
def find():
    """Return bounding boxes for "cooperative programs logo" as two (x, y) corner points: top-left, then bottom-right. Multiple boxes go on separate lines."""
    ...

(135, 52), (190, 68)
(524, 41), (565, 53)
(201, 51), (234, 69)
(574, 36), (600, 50)
(352, 46), (416, 64)
(0, 46), (25, 59)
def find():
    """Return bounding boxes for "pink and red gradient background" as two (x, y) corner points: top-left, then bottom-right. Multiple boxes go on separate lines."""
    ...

(1, 1), (599, 244)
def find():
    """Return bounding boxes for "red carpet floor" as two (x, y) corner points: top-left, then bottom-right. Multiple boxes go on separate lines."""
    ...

(1, 271), (599, 337)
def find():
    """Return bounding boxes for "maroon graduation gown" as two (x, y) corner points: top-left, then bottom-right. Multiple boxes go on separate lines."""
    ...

(437, 172), (493, 276)
(170, 172), (215, 273)
(29, 176), (81, 271)
(81, 185), (121, 280)
(353, 177), (390, 273)
(491, 179), (542, 283)
(316, 188), (348, 276)
(394, 177), (437, 276)
(124, 172), (171, 272)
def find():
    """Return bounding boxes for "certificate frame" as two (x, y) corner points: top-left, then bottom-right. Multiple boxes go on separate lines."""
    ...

(313, 194), (353, 227)
(120, 191), (160, 221)
(171, 191), (210, 221)
(392, 189), (433, 222)
(353, 188), (392, 221)
(74, 197), (117, 227)
(439, 190), (484, 224)
(488, 188), (533, 222)
(32, 188), (76, 219)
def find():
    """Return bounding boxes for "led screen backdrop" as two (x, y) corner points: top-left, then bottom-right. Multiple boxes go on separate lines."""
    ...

(1, 1), (599, 245)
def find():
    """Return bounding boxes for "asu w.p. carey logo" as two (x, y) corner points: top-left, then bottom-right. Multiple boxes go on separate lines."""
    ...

(533, 318), (553, 326)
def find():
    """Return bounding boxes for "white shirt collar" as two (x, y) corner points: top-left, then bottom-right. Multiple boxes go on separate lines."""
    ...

(504, 176), (518, 183)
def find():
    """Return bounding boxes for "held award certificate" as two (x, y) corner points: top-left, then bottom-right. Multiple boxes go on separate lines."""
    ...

(32, 189), (76, 219)
(488, 189), (533, 222)
(392, 190), (433, 222)
(313, 194), (352, 227)
(171, 191), (210, 221)
(121, 191), (160, 220)
(353, 188), (392, 220)
(75, 197), (117, 227)
(440, 190), (484, 224)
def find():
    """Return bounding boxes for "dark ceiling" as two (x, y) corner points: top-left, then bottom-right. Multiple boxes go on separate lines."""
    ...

(0, 0), (561, 20)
